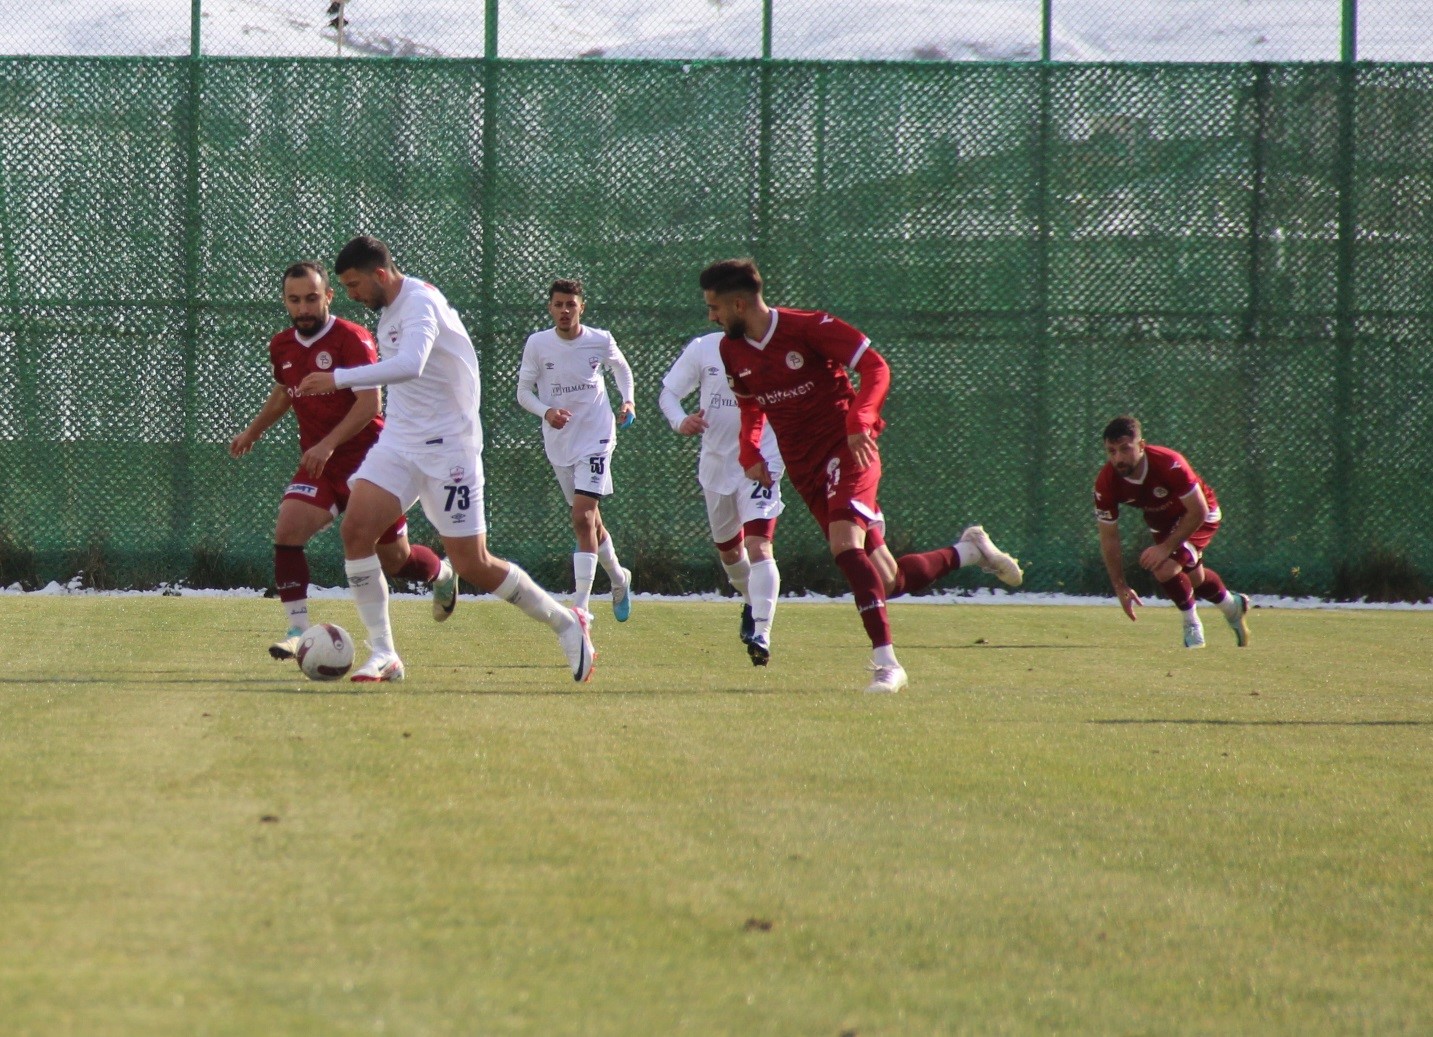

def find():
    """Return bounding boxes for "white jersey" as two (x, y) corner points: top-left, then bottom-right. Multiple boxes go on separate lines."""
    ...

(334, 277), (482, 451)
(516, 325), (634, 467)
(659, 332), (783, 496)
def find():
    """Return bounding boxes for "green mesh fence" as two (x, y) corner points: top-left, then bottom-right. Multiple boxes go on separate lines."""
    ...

(1, 57), (1430, 598)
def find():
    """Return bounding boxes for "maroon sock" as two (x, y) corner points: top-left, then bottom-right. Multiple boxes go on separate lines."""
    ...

(894, 547), (958, 597)
(395, 544), (443, 583)
(834, 548), (893, 648)
(1194, 567), (1227, 604)
(1159, 573), (1196, 612)
(274, 544), (309, 602)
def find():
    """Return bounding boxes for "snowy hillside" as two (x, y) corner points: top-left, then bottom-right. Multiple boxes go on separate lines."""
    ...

(1, 0), (1426, 63)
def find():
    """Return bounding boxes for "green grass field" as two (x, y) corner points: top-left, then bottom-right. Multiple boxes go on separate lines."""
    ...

(2, 596), (1429, 1036)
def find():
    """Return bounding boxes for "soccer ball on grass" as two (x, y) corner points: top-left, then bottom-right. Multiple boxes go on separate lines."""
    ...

(296, 623), (355, 681)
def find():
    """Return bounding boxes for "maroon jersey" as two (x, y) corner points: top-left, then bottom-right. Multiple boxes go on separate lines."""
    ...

(720, 308), (881, 489)
(268, 317), (383, 468)
(1094, 444), (1221, 538)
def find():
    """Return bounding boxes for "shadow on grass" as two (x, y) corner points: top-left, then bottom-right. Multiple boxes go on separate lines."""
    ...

(1089, 719), (1429, 727)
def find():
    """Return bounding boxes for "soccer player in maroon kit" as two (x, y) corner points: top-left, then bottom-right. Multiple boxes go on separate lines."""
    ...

(699, 258), (1024, 693)
(1094, 415), (1251, 648)
(229, 262), (458, 661)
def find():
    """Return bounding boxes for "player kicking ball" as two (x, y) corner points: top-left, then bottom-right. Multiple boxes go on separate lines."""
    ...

(229, 261), (458, 661)
(699, 258), (1024, 693)
(516, 279), (636, 622)
(297, 237), (595, 684)
(1094, 415), (1251, 648)
(659, 329), (786, 665)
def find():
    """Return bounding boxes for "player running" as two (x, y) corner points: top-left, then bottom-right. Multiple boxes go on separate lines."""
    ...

(699, 258), (1023, 694)
(228, 261), (457, 661)
(516, 279), (636, 621)
(296, 237), (594, 684)
(659, 330), (785, 665)
(1094, 415), (1251, 648)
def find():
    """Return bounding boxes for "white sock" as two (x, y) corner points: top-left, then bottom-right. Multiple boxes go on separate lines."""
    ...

(573, 551), (598, 611)
(1181, 607), (1203, 628)
(955, 541), (981, 568)
(283, 600), (309, 633)
(496, 563), (572, 632)
(747, 558), (780, 642)
(722, 554), (752, 598)
(873, 644), (900, 668)
(345, 555), (394, 657)
(596, 534), (624, 584)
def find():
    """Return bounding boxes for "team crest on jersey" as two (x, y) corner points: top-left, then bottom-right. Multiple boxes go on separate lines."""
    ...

(1153, 487), (1168, 498)
(449, 466), (465, 481)
(786, 351), (804, 370)
(587, 355), (602, 371)
(315, 351), (334, 370)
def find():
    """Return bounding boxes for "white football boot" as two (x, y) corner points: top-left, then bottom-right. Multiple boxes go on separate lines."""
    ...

(269, 627), (304, 661)
(958, 525), (1024, 587)
(865, 662), (909, 694)
(350, 652), (405, 683)
(558, 608), (596, 683)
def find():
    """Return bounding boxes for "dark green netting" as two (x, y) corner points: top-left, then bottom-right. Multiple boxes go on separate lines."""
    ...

(1, 58), (1429, 597)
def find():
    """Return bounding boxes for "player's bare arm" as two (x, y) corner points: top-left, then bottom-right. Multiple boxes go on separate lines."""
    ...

(296, 371), (338, 396)
(1099, 521), (1142, 621)
(301, 388), (381, 478)
(230, 383), (292, 458)
(1138, 484), (1210, 572)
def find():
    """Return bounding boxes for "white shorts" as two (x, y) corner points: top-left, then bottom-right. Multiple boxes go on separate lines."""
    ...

(552, 453), (614, 505)
(704, 479), (785, 545)
(350, 436), (487, 539)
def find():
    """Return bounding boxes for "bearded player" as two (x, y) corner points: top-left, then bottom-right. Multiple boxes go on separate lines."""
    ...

(229, 261), (457, 661)
(699, 258), (1024, 694)
(1094, 415), (1251, 648)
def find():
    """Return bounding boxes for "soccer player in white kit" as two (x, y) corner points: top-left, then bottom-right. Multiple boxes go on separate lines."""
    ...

(516, 279), (636, 621)
(659, 331), (785, 665)
(296, 237), (595, 684)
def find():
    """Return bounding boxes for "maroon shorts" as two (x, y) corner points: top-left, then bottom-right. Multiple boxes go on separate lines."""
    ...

(1154, 523), (1218, 572)
(791, 442), (883, 539)
(283, 462), (407, 545)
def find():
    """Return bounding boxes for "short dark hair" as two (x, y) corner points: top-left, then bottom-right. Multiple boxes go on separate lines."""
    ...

(1103, 415), (1143, 443)
(335, 235), (396, 276)
(281, 261), (328, 290)
(699, 258), (763, 297)
(549, 278), (584, 299)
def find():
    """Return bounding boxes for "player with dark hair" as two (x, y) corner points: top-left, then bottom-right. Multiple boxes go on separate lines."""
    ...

(229, 260), (456, 661)
(1094, 415), (1251, 648)
(516, 279), (636, 620)
(659, 329), (786, 664)
(297, 236), (595, 683)
(699, 258), (1024, 693)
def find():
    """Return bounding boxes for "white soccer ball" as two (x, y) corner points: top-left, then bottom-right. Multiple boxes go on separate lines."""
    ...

(296, 623), (355, 681)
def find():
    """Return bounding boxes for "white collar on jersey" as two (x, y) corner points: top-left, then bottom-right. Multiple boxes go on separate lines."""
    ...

(294, 315), (336, 348)
(745, 307), (779, 350)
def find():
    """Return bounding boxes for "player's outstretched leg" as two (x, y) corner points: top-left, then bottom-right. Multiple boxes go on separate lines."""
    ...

(492, 562), (597, 683)
(957, 525), (1024, 587)
(744, 557), (779, 666)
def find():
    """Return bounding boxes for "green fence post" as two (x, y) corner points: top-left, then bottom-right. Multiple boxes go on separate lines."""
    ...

(1240, 64), (1272, 554)
(173, 0), (204, 580)
(1342, 0), (1357, 64)
(754, 0), (773, 262)
(1042, 0), (1052, 62)
(1024, 59), (1054, 571)
(480, 0), (499, 395)
(1331, 62), (1358, 571)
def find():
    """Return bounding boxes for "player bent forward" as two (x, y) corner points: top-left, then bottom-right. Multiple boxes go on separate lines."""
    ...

(1094, 415), (1251, 648)
(229, 260), (458, 661)
(659, 329), (786, 665)
(516, 279), (636, 621)
(700, 258), (1024, 694)
(297, 236), (595, 683)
